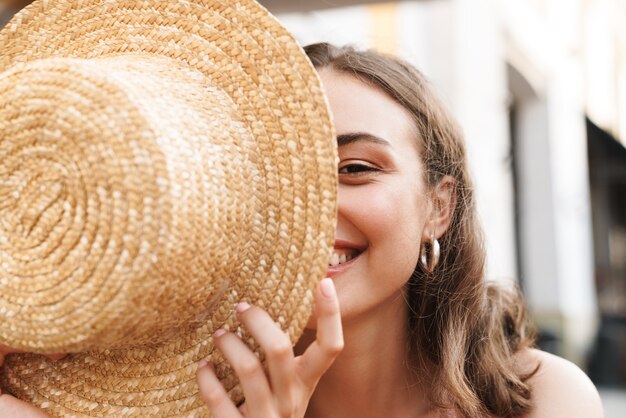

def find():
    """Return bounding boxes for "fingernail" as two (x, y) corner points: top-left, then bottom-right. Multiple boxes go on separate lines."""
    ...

(213, 328), (226, 338)
(236, 302), (251, 313)
(320, 278), (336, 299)
(197, 359), (208, 369)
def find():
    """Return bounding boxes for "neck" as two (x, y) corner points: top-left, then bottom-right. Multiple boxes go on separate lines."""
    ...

(299, 291), (430, 418)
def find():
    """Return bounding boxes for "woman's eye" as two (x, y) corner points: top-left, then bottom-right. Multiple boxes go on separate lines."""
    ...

(338, 163), (379, 175)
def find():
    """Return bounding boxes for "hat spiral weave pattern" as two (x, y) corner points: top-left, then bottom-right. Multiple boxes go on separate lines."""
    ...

(0, 0), (337, 416)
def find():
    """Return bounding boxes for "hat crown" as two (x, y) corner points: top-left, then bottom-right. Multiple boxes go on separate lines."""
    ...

(0, 0), (337, 414)
(0, 55), (259, 351)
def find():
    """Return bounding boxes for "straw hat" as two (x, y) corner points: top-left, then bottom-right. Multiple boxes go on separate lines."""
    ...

(0, 0), (336, 415)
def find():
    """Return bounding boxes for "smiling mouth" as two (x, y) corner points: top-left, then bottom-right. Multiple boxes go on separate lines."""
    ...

(328, 249), (363, 266)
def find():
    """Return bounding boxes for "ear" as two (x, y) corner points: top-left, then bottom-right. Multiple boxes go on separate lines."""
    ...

(422, 175), (456, 241)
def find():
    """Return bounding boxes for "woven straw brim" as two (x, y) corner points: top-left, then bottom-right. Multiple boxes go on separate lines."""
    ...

(0, 0), (337, 416)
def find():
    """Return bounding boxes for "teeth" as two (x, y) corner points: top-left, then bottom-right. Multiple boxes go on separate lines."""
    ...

(329, 251), (356, 266)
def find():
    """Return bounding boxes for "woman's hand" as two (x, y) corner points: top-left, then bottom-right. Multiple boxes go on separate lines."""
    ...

(196, 277), (343, 418)
(0, 345), (66, 417)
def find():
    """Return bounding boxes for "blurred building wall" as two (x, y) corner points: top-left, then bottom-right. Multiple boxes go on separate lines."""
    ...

(503, 0), (597, 365)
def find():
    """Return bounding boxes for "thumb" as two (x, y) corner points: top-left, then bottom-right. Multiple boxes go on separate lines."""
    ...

(0, 393), (51, 417)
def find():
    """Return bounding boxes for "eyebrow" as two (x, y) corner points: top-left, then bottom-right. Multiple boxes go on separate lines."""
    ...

(336, 132), (391, 147)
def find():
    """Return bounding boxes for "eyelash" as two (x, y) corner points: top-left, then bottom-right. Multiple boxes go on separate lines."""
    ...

(338, 163), (380, 175)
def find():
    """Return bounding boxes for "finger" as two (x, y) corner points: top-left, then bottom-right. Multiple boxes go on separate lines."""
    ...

(298, 278), (343, 387)
(196, 361), (241, 418)
(0, 393), (51, 417)
(236, 303), (296, 413)
(213, 330), (273, 412)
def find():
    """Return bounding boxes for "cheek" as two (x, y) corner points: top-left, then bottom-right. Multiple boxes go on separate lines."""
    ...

(342, 183), (425, 272)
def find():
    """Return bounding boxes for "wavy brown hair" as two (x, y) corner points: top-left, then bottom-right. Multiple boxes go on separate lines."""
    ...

(305, 42), (539, 418)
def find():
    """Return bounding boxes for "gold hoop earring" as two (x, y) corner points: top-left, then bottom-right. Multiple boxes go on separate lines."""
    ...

(419, 238), (440, 273)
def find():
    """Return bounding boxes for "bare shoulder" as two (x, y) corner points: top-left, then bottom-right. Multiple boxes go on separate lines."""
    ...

(515, 348), (604, 418)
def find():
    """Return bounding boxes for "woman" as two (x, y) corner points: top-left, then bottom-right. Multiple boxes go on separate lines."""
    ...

(0, 43), (603, 418)
(196, 43), (604, 418)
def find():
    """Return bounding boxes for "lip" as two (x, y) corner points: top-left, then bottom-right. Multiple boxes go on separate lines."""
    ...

(333, 239), (367, 253)
(326, 239), (367, 278)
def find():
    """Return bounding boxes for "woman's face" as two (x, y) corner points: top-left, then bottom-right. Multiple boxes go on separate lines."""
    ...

(319, 68), (433, 322)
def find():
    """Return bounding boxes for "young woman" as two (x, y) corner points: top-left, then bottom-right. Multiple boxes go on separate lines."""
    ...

(0, 43), (603, 418)
(195, 43), (604, 418)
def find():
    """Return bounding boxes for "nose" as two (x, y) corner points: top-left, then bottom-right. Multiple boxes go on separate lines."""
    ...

(334, 184), (361, 240)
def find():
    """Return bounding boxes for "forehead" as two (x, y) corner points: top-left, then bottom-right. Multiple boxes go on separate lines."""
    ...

(318, 69), (419, 153)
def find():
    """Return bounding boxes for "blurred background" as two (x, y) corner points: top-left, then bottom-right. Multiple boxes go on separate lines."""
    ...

(2, 0), (625, 415)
